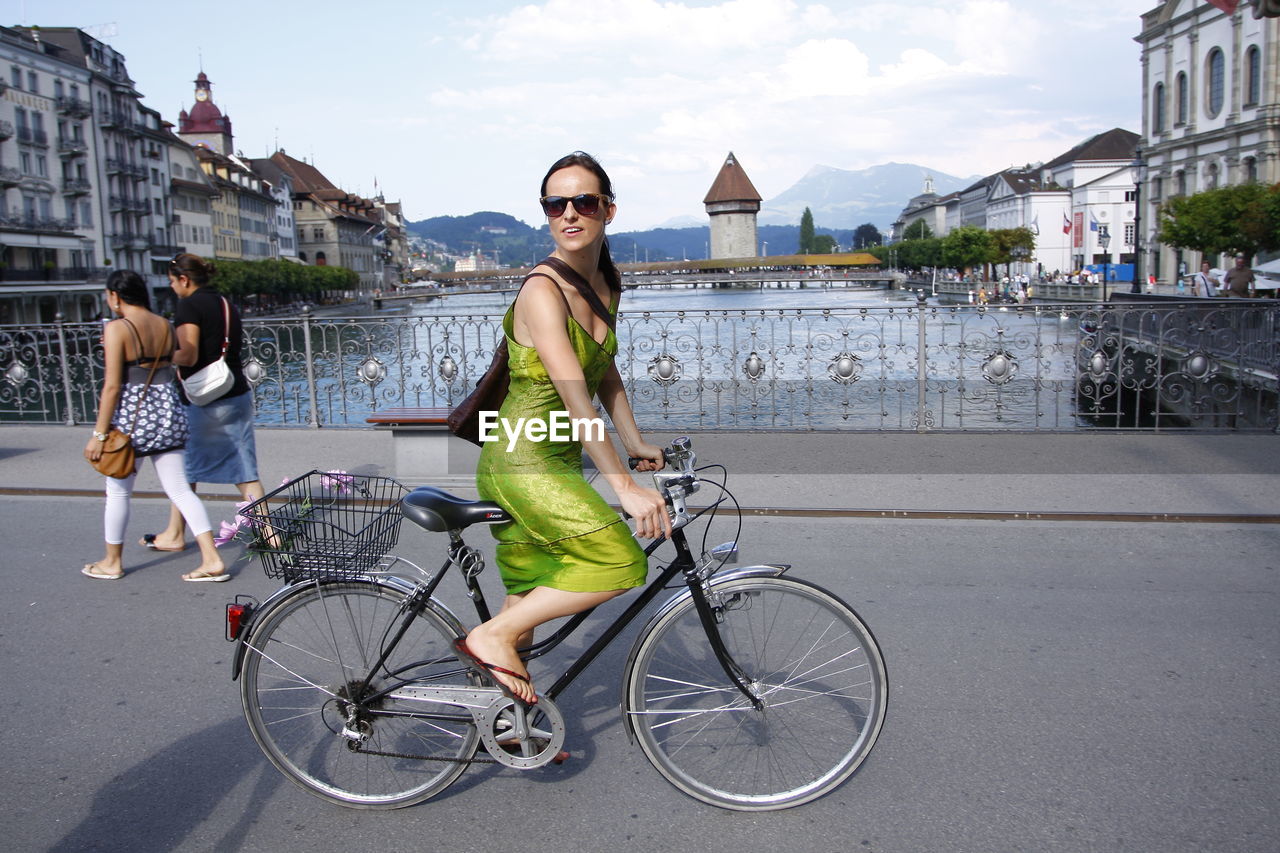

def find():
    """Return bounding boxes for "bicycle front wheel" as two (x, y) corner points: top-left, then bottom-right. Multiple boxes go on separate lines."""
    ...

(625, 576), (887, 810)
(240, 581), (479, 808)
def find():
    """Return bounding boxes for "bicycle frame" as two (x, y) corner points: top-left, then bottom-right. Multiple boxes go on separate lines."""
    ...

(231, 519), (785, 717)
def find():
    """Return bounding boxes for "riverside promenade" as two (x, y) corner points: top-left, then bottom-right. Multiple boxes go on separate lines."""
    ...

(1, 426), (1278, 852)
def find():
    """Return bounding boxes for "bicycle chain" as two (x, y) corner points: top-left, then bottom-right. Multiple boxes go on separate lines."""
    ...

(351, 742), (498, 765)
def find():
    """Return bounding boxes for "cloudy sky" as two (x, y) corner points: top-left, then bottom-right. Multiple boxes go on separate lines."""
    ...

(23, 0), (1155, 230)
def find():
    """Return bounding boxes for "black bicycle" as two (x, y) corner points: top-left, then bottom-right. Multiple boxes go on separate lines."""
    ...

(225, 437), (887, 811)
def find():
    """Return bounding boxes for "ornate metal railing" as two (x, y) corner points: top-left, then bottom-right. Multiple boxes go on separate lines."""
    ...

(1, 299), (1276, 431)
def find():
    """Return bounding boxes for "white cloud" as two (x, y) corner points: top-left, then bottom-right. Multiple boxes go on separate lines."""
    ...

(71, 0), (1153, 229)
(473, 0), (818, 59)
(773, 39), (873, 99)
(877, 48), (956, 88)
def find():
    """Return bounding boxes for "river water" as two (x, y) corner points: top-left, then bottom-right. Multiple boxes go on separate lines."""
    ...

(248, 281), (1098, 431)
(376, 280), (913, 317)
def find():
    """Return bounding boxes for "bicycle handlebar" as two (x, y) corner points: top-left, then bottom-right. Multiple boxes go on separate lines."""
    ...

(630, 436), (700, 531)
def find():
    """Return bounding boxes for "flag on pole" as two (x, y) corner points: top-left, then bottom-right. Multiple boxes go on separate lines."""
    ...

(1204, 1), (1239, 13)
(1062, 212), (1072, 235)
(1089, 211), (1099, 231)
(1030, 214), (1039, 235)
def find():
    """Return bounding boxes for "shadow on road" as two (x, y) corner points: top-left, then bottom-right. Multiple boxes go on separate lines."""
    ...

(49, 718), (275, 853)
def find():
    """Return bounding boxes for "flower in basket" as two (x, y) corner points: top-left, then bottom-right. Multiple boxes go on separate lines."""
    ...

(213, 500), (256, 547)
(319, 469), (356, 494)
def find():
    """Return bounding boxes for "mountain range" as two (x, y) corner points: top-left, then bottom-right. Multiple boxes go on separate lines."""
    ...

(406, 162), (978, 264)
(759, 162), (978, 229)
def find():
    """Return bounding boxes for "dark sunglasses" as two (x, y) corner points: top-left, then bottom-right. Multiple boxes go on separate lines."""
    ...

(539, 193), (611, 218)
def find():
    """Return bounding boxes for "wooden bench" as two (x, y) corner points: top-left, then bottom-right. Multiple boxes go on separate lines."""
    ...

(365, 407), (458, 482)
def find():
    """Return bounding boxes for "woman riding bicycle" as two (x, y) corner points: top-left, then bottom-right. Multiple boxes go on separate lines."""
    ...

(461, 152), (672, 703)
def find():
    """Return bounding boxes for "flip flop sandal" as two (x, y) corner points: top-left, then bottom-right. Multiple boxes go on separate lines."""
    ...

(182, 569), (231, 583)
(453, 638), (536, 705)
(82, 563), (124, 580)
(140, 534), (186, 552)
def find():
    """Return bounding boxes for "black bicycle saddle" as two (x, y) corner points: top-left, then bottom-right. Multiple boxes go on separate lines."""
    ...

(401, 486), (511, 532)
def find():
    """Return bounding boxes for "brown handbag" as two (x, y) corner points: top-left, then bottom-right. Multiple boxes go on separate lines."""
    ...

(90, 320), (165, 479)
(446, 257), (615, 446)
(92, 427), (136, 479)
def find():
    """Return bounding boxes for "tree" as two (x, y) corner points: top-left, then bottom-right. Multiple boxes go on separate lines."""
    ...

(896, 237), (943, 269)
(902, 219), (933, 240)
(941, 225), (996, 273)
(988, 226), (1037, 269)
(865, 237), (941, 270)
(852, 223), (882, 249)
(798, 207), (816, 254)
(210, 258), (359, 302)
(1157, 183), (1280, 258)
(812, 234), (837, 254)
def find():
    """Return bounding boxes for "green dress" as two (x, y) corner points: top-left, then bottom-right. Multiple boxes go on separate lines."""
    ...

(475, 293), (647, 595)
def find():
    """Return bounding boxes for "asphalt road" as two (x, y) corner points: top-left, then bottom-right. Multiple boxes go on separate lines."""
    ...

(2, 493), (1277, 852)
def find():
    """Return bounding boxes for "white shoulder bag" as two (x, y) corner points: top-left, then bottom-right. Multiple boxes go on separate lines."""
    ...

(181, 296), (235, 406)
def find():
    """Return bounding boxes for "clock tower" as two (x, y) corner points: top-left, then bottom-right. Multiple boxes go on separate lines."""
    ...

(177, 71), (234, 154)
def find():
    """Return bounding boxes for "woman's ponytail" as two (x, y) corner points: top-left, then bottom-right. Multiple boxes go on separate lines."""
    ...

(598, 238), (621, 293)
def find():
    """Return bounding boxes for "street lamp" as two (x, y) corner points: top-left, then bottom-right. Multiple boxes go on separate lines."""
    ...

(1098, 225), (1112, 302)
(1129, 148), (1148, 294)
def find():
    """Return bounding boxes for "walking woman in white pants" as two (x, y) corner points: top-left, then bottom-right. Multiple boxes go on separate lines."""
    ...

(81, 269), (228, 582)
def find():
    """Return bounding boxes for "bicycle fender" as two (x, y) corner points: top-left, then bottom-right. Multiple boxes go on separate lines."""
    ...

(617, 563), (789, 743)
(230, 574), (438, 680)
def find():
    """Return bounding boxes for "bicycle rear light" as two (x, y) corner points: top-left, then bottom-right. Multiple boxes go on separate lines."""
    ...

(226, 596), (257, 642)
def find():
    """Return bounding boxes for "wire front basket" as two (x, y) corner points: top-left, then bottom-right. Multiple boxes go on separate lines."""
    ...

(241, 471), (408, 581)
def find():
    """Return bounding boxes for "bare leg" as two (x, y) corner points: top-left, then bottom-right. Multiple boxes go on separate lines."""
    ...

(465, 586), (625, 703)
(237, 480), (264, 501)
(149, 480), (261, 549)
(145, 492), (192, 550)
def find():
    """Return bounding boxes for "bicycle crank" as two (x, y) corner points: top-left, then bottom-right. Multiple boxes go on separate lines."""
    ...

(389, 683), (569, 769)
(476, 695), (567, 770)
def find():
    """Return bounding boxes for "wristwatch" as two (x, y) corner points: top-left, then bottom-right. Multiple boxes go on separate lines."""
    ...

(93, 430), (108, 442)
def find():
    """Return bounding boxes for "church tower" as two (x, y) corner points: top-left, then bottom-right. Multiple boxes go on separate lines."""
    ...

(703, 152), (762, 259)
(177, 72), (234, 154)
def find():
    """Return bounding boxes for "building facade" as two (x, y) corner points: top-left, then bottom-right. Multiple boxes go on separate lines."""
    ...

(138, 104), (180, 278)
(1136, 0), (1280, 281)
(270, 149), (381, 292)
(249, 156), (300, 261)
(36, 28), (164, 289)
(168, 136), (217, 259)
(374, 197), (408, 284)
(1040, 128), (1141, 276)
(889, 128), (1140, 279)
(0, 27), (104, 323)
(192, 147), (275, 262)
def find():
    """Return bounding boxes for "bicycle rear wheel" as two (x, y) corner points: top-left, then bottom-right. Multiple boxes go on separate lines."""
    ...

(625, 576), (887, 810)
(240, 580), (479, 808)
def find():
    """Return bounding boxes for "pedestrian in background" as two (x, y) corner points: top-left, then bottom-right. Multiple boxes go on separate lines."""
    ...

(1223, 254), (1256, 298)
(1192, 261), (1219, 298)
(141, 253), (265, 554)
(81, 270), (227, 582)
